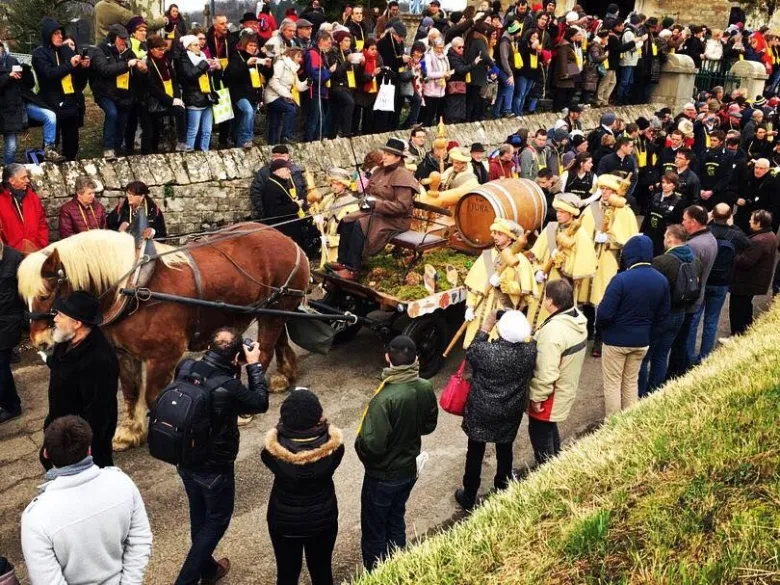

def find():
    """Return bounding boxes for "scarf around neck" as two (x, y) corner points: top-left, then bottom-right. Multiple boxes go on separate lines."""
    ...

(187, 48), (207, 66)
(45, 455), (94, 481)
(381, 360), (420, 385)
(276, 420), (330, 452)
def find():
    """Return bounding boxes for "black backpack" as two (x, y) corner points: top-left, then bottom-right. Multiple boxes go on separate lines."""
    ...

(147, 359), (233, 466)
(672, 257), (703, 307)
(709, 237), (737, 284)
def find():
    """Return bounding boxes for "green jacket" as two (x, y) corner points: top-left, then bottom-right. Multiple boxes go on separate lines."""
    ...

(355, 377), (438, 480)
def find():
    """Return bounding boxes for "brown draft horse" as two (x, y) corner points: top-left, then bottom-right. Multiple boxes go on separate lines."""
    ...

(18, 223), (310, 450)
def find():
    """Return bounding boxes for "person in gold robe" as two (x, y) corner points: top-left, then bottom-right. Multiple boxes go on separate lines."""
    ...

(314, 167), (360, 265)
(462, 218), (538, 348)
(577, 174), (639, 356)
(526, 192), (598, 330)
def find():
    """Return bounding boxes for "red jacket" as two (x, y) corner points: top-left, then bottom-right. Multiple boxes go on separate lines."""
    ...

(488, 157), (515, 181)
(0, 186), (49, 253)
(58, 197), (108, 239)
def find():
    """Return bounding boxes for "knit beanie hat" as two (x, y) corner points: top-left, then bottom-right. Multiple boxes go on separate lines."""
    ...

(280, 388), (323, 430)
(497, 310), (531, 343)
(600, 112), (617, 126)
(636, 116), (650, 130)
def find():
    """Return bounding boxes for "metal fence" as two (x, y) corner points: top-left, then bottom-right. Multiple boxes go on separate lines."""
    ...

(695, 59), (740, 97)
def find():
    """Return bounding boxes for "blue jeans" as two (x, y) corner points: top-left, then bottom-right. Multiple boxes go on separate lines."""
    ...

(617, 66), (634, 100)
(186, 107), (213, 151)
(96, 97), (129, 150)
(638, 310), (686, 397)
(305, 94), (327, 141)
(401, 93), (422, 128)
(26, 103), (57, 146)
(513, 75), (534, 115)
(268, 98), (297, 144)
(233, 98), (255, 146)
(767, 69), (780, 96)
(2, 134), (17, 165)
(493, 71), (513, 117)
(689, 284), (729, 364)
(175, 468), (235, 585)
(361, 475), (417, 571)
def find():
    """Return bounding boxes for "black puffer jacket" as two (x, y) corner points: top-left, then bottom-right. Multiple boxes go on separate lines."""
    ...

(91, 41), (136, 107)
(0, 246), (23, 350)
(222, 50), (266, 105)
(261, 425), (344, 536)
(0, 53), (34, 134)
(177, 351), (269, 473)
(178, 50), (212, 109)
(463, 331), (537, 444)
(32, 17), (88, 119)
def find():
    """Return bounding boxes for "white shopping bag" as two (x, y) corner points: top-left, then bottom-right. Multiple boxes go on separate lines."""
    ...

(373, 78), (396, 112)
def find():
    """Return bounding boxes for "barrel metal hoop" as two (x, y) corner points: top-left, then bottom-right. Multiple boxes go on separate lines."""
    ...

(521, 178), (545, 227)
(493, 182), (519, 224)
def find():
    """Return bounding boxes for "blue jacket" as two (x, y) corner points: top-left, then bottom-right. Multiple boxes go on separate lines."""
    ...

(597, 235), (670, 348)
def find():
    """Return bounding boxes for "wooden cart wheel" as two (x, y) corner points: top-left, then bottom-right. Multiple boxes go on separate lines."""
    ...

(322, 290), (368, 345)
(402, 312), (448, 379)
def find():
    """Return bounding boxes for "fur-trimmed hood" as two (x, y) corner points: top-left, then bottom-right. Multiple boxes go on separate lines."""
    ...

(264, 425), (343, 466)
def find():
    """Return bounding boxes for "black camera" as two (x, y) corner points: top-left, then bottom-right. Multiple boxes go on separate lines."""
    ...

(243, 338), (254, 349)
(80, 47), (90, 58)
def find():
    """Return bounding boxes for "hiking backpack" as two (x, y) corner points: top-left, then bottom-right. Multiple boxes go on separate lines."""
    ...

(671, 257), (703, 307)
(147, 359), (233, 466)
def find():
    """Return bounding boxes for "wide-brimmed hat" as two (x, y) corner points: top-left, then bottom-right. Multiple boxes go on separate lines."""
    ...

(380, 138), (407, 157)
(490, 218), (522, 240)
(448, 148), (471, 163)
(240, 11), (258, 23)
(53, 291), (102, 326)
(470, 142), (486, 153)
(552, 192), (583, 216)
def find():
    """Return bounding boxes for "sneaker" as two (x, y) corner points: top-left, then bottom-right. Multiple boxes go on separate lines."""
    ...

(0, 407), (22, 424)
(201, 558), (230, 584)
(103, 149), (117, 160)
(242, 141), (254, 149)
(718, 337), (733, 345)
(175, 142), (189, 152)
(44, 146), (65, 163)
(454, 488), (476, 511)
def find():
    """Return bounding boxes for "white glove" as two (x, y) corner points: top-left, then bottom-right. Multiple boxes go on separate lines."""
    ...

(464, 306), (476, 322)
(551, 248), (559, 259)
(489, 273), (501, 288)
(313, 214), (324, 226)
(535, 270), (546, 284)
(172, 98), (185, 108)
(595, 231), (609, 244)
(321, 235), (329, 247)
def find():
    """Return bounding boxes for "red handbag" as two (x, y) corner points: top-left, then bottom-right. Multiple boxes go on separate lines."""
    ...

(439, 359), (471, 416)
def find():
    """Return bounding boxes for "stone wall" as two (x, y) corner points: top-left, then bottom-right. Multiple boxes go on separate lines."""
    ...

(9, 104), (661, 241)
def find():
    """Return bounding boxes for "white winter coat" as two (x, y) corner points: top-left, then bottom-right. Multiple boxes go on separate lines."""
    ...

(21, 466), (152, 585)
(423, 49), (450, 98)
(265, 56), (309, 104)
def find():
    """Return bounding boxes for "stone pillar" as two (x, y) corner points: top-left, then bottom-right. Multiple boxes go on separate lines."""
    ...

(729, 60), (769, 101)
(401, 13), (422, 47)
(649, 54), (697, 111)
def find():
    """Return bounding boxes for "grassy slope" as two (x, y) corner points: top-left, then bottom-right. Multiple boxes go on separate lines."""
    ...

(353, 305), (780, 585)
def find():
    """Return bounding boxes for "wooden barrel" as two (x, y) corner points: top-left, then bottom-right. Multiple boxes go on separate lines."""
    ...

(454, 178), (547, 248)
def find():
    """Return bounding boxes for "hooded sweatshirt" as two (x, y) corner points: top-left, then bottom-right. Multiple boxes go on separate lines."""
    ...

(596, 234), (670, 347)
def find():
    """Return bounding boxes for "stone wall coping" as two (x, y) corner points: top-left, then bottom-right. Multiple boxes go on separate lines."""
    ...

(730, 60), (770, 80)
(662, 53), (697, 74)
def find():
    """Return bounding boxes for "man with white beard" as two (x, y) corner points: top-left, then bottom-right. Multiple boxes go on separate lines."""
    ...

(41, 291), (119, 470)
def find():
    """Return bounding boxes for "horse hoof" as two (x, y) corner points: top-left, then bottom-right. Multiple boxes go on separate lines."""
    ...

(113, 426), (144, 451)
(269, 373), (290, 393)
(237, 414), (254, 427)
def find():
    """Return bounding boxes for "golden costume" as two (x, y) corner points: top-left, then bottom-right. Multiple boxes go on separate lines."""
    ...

(526, 193), (598, 328)
(577, 175), (638, 306)
(463, 219), (538, 348)
(316, 169), (360, 265)
(419, 148), (479, 234)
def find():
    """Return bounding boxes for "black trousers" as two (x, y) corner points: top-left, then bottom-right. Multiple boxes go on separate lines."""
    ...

(141, 108), (187, 154)
(330, 88), (355, 137)
(528, 418), (560, 465)
(124, 103), (141, 154)
(729, 294), (754, 336)
(465, 85), (485, 122)
(337, 220), (366, 271)
(421, 95), (444, 126)
(269, 525), (337, 585)
(666, 312), (694, 380)
(59, 117), (80, 161)
(0, 348), (20, 413)
(553, 87), (575, 111)
(462, 438), (513, 501)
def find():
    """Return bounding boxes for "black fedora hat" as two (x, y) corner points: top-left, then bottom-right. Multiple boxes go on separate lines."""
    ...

(380, 138), (407, 158)
(53, 291), (103, 326)
(240, 11), (258, 23)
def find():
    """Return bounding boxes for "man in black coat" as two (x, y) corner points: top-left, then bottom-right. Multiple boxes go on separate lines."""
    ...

(0, 244), (24, 424)
(249, 145), (307, 220)
(43, 292), (119, 469)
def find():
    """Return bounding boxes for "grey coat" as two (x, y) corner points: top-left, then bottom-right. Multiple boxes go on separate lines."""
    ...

(463, 331), (537, 444)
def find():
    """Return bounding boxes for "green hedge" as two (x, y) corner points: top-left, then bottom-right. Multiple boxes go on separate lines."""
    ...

(353, 304), (780, 585)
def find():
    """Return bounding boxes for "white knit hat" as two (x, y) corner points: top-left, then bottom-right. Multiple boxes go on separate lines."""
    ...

(497, 310), (531, 343)
(180, 34), (199, 49)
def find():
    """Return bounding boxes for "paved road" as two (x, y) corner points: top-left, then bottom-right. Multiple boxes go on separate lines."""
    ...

(0, 294), (747, 584)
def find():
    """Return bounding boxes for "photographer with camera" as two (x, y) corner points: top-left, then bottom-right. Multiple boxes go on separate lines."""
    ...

(170, 327), (269, 585)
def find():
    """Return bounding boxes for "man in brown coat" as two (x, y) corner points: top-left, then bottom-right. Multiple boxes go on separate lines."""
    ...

(329, 138), (418, 280)
(728, 209), (777, 336)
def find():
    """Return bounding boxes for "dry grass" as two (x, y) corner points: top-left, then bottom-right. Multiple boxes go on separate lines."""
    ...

(351, 303), (780, 585)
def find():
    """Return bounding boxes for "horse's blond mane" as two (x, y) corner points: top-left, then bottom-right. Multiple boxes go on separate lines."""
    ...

(18, 230), (189, 302)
